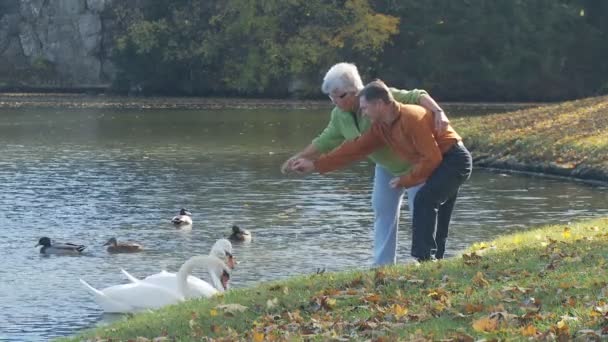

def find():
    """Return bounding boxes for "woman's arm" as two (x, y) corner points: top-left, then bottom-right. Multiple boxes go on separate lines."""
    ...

(419, 93), (449, 133)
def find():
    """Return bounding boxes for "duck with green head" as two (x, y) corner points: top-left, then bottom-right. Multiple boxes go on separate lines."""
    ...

(36, 237), (86, 255)
(228, 225), (252, 243)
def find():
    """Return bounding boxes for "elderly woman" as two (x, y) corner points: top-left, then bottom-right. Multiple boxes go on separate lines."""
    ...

(281, 63), (449, 266)
(293, 80), (472, 262)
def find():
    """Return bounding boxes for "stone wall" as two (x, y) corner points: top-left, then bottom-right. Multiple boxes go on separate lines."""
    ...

(0, 0), (114, 89)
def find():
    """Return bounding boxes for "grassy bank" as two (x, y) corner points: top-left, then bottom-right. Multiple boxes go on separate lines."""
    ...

(63, 217), (608, 341)
(453, 95), (608, 183)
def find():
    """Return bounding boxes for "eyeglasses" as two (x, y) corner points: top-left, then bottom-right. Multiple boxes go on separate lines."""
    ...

(329, 92), (349, 101)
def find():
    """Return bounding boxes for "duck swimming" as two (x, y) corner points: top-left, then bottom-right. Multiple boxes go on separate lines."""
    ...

(36, 237), (86, 255)
(228, 225), (252, 243)
(80, 254), (231, 313)
(171, 208), (193, 227)
(103, 237), (143, 253)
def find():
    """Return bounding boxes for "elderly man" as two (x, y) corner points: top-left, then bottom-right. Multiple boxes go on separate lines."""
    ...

(282, 63), (449, 266)
(293, 80), (472, 262)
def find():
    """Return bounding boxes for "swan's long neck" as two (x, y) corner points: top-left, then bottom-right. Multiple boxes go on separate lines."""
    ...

(176, 256), (224, 295)
(177, 256), (203, 296)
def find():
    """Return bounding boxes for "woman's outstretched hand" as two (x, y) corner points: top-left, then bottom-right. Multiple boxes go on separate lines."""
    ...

(280, 157), (297, 174)
(291, 158), (315, 174)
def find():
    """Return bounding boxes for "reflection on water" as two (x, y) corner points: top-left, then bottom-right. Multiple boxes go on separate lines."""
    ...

(0, 106), (605, 341)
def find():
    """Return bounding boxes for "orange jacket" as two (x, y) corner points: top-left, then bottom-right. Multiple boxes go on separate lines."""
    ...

(314, 102), (461, 188)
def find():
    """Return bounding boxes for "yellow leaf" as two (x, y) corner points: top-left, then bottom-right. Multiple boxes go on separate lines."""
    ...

(521, 324), (538, 336)
(472, 316), (499, 332)
(209, 309), (218, 317)
(392, 304), (408, 318)
(562, 227), (571, 239)
(252, 331), (265, 342)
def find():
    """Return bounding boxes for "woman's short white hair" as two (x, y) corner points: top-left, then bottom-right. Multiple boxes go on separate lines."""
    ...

(321, 62), (364, 95)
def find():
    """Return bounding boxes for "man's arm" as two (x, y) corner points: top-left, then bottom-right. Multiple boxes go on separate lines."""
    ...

(281, 110), (343, 174)
(312, 126), (385, 174)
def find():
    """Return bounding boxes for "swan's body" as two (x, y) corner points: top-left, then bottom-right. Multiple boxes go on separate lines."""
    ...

(171, 208), (192, 227)
(121, 239), (234, 298)
(81, 255), (230, 313)
(121, 269), (220, 298)
(104, 237), (143, 253)
(228, 225), (252, 243)
(79, 278), (183, 313)
(36, 237), (86, 255)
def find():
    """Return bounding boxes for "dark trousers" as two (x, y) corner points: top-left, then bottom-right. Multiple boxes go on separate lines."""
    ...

(411, 141), (472, 260)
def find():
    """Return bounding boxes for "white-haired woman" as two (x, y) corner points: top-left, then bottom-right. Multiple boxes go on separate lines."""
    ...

(281, 62), (449, 266)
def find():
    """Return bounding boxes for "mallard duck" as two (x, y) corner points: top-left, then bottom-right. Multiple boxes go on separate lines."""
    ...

(228, 225), (252, 242)
(36, 237), (86, 255)
(103, 237), (143, 253)
(80, 255), (231, 313)
(171, 208), (193, 227)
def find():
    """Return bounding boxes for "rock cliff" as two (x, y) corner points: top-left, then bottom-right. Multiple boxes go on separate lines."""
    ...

(0, 0), (114, 89)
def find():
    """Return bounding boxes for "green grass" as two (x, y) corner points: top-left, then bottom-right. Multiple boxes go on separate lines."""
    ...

(61, 217), (608, 341)
(453, 95), (608, 177)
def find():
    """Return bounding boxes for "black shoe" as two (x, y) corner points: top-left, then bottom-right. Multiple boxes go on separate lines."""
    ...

(415, 256), (437, 263)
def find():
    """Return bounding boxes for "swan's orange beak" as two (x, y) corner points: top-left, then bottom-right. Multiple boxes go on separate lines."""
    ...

(227, 255), (237, 269)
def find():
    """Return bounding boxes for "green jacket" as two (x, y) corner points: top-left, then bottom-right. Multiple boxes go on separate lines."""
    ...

(312, 88), (428, 175)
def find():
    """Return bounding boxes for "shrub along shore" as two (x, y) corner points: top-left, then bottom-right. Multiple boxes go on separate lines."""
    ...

(454, 95), (608, 184)
(60, 95), (608, 341)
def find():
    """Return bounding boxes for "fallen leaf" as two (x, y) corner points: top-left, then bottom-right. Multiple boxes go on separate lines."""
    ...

(521, 324), (538, 336)
(209, 309), (218, 317)
(562, 227), (572, 239)
(392, 304), (408, 318)
(472, 272), (490, 287)
(252, 331), (265, 342)
(363, 293), (381, 303)
(472, 316), (499, 332)
(464, 303), (483, 314)
(266, 297), (278, 309)
(215, 303), (248, 314)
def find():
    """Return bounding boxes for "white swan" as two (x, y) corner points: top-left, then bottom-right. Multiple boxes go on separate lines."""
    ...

(80, 255), (230, 313)
(121, 239), (235, 298)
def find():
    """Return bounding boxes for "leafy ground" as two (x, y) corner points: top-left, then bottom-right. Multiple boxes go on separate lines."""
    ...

(453, 95), (608, 182)
(62, 217), (608, 341)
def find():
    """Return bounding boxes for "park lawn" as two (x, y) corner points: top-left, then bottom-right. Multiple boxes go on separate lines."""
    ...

(62, 217), (608, 341)
(453, 95), (608, 178)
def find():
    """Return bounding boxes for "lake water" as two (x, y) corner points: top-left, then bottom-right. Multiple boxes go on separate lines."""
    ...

(0, 105), (606, 341)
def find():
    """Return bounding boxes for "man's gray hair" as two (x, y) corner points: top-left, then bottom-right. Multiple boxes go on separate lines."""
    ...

(321, 63), (364, 95)
(358, 79), (394, 104)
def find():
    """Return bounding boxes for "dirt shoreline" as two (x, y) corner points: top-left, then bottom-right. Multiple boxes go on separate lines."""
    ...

(0, 92), (543, 110)
(472, 155), (608, 186)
